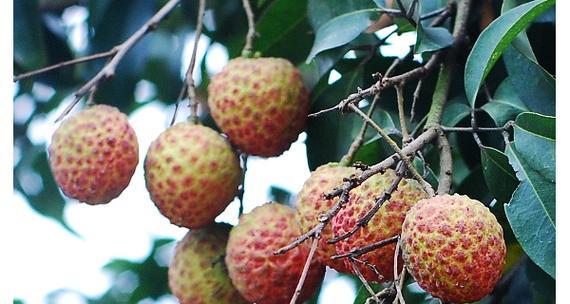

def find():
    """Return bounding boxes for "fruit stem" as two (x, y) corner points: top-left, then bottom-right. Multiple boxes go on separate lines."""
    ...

(241, 0), (256, 57)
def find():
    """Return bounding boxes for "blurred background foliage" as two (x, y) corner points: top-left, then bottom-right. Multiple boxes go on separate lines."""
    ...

(13, 0), (555, 303)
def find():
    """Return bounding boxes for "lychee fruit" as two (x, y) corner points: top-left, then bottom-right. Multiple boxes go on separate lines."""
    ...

(48, 104), (139, 205)
(400, 194), (506, 303)
(169, 223), (248, 304)
(295, 163), (358, 273)
(225, 202), (325, 304)
(144, 123), (241, 228)
(332, 169), (428, 282)
(207, 57), (309, 157)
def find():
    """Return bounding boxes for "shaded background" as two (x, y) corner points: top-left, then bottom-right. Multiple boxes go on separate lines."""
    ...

(13, 0), (555, 303)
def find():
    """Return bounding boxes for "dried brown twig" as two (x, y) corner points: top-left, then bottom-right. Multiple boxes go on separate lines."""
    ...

(328, 162), (406, 244)
(289, 237), (319, 304)
(274, 127), (438, 256)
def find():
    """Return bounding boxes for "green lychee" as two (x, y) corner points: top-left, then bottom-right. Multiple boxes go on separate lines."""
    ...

(48, 104), (139, 205)
(401, 194), (506, 303)
(295, 163), (358, 273)
(332, 169), (428, 282)
(169, 223), (248, 304)
(144, 123), (241, 228)
(207, 57), (309, 157)
(225, 202), (325, 304)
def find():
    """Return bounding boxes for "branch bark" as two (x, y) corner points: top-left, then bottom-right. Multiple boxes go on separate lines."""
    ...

(54, 0), (181, 122)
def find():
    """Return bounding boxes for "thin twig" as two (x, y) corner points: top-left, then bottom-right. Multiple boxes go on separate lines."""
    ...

(329, 162), (405, 243)
(241, 0), (256, 56)
(238, 154), (248, 217)
(340, 93), (382, 165)
(308, 53), (442, 118)
(348, 103), (434, 196)
(410, 79), (422, 122)
(14, 50), (116, 82)
(54, 0), (181, 122)
(392, 240), (405, 304)
(185, 0), (206, 123)
(332, 235), (400, 260)
(289, 237), (318, 304)
(274, 128), (439, 255)
(395, 85), (410, 144)
(395, 0), (417, 27)
(350, 258), (381, 302)
(470, 109), (483, 147)
(441, 121), (514, 133)
(436, 129), (452, 195)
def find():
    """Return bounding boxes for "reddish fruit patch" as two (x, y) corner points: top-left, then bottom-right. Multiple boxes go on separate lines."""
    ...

(295, 163), (358, 273)
(48, 104), (139, 205)
(332, 169), (428, 282)
(144, 123), (241, 228)
(208, 57), (309, 157)
(169, 223), (248, 304)
(225, 203), (325, 304)
(401, 194), (506, 303)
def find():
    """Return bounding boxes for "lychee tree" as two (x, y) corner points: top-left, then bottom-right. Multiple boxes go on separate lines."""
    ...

(13, 0), (555, 303)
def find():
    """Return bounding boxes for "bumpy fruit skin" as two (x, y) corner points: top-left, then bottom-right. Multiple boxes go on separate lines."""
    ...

(295, 163), (358, 273)
(169, 223), (248, 304)
(144, 123), (241, 228)
(401, 194), (506, 303)
(225, 203), (325, 304)
(48, 104), (139, 205)
(208, 57), (309, 157)
(332, 169), (428, 282)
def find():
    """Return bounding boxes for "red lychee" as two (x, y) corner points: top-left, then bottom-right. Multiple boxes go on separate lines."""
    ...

(295, 163), (358, 273)
(225, 202), (325, 304)
(144, 123), (241, 228)
(48, 104), (139, 205)
(208, 57), (309, 157)
(401, 194), (506, 303)
(332, 169), (428, 282)
(169, 223), (248, 304)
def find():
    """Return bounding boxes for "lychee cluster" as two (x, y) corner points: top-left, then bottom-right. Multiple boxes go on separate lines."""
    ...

(48, 104), (139, 205)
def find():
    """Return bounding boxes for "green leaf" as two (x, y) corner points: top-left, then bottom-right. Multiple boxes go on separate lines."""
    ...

(482, 77), (529, 126)
(415, 24), (454, 55)
(464, 0), (555, 106)
(254, 0), (313, 64)
(306, 9), (382, 62)
(515, 112), (555, 139)
(353, 283), (384, 304)
(306, 61), (364, 170)
(441, 95), (471, 127)
(480, 146), (518, 204)
(503, 46), (555, 115)
(501, 0), (538, 62)
(308, 0), (378, 30)
(504, 112), (555, 278)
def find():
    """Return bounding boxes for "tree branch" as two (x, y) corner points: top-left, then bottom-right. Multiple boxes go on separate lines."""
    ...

(289, 237), (318, 304)
(275, 127), (438, 255)
(436, 129), (453, 194)
(54, 0), (182, 122)
(13, 50), (116, 82)
(331, 235), (400, 260)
